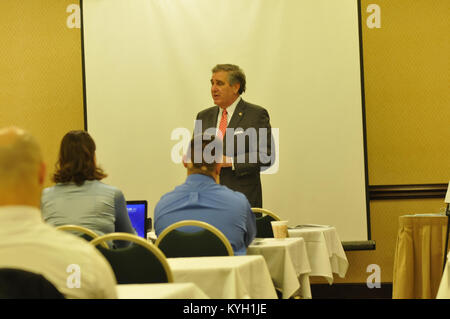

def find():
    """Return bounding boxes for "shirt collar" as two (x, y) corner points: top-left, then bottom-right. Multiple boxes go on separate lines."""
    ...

(0, 205), (43, 224)
(217, 96), (241, 129)
(221, 96), (241, 115)
(186, 173), (217, 184)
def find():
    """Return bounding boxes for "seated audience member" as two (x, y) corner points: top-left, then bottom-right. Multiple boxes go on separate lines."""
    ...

(154, 135), (256, 255)
(0, 126), (117, 298)
(41, 130), (135, 247)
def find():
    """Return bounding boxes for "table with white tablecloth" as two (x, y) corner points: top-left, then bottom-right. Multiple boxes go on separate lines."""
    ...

(147, 231), (157, 243)
(288, 225), (348, 284)
(247, 237), (311, 299)
(147, 225), (348, 294)
(167, 255), (278, 299)
(117, 282), (210, 299)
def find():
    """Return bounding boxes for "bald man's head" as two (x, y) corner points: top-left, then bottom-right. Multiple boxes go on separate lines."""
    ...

(0, 127), (45, 206)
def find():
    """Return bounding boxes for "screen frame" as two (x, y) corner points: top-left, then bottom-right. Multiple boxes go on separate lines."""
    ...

(126, 200), (149, 237)
(80, 0), (373, 247)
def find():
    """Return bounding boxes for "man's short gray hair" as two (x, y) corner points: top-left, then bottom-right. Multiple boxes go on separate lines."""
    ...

(212, 64), (246, 94)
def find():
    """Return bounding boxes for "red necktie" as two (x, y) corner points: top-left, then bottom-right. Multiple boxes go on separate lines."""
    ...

(218, 109), (228, 139)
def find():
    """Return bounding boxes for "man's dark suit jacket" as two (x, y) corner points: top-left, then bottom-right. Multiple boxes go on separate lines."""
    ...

(195, 98), (274, 208)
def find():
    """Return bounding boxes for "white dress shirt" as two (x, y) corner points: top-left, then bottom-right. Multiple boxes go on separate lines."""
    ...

(216, 96), (241, 169)
(215, 96), (241, 133)
(0, 206), (117, 299)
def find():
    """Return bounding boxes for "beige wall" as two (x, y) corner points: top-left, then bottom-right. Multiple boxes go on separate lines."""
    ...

(362, 0), (450, 185)
(330, 0), (450, 285)
(0, 0), (84, 187)
(2, 0), (449, 286)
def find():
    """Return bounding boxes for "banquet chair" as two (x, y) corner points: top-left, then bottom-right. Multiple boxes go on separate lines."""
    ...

(251, 208), (281, 238)
(155, 220), (234, 257)
(56, 224), (100, 242)
(0, 268), (65, 299)
(90, 233), (173, 284)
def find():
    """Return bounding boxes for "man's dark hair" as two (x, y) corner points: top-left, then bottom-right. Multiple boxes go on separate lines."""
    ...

(187, 134), (223, 175)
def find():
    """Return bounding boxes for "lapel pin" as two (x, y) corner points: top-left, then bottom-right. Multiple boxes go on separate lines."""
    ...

(239, 112), (242, 116)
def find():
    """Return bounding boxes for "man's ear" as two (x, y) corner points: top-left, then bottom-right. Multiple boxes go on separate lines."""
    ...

(215, 162), (222, 176)
(232, 82), (241, 95)
(38, 162), (46, 186)
(182, 153), (190, 168)
(214, 163), (222, 184)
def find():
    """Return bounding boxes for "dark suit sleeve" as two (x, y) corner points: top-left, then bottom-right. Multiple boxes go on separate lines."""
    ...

(232, 108), (274, 177)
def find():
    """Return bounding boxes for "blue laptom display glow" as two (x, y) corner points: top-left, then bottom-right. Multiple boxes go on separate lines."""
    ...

(126, 204), (146, 238)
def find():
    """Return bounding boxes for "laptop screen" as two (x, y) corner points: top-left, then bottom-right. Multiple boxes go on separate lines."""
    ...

(126, 201), (148, 239)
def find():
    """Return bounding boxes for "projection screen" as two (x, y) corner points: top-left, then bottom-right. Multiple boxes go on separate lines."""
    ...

(83, 0), (369, 241)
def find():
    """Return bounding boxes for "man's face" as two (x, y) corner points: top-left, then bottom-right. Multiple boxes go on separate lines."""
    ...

(211, 71), (240, 108)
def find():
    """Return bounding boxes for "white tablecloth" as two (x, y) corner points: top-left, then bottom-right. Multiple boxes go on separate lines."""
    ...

(288, 225), (348, 284)
(248, 237), (311, 299)
(147, 231), (157, 243)
(117, 283), (209, 299)
(167, 255), (278, 299)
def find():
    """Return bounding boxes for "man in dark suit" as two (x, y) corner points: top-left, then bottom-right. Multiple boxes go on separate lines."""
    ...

(194, 64), (274, 208)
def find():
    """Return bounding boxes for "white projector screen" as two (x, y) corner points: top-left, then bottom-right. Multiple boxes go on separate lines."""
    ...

(83, 0), (369, 241)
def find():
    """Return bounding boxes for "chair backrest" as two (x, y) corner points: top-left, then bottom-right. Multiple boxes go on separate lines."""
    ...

(251, 208), (281, 238)
(90, 233), (173, 284)
(0, 268), (65, 299)
(56, 224), (99, 242)
(56, 224), (109, 248)
(155, 220), (234, 258)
